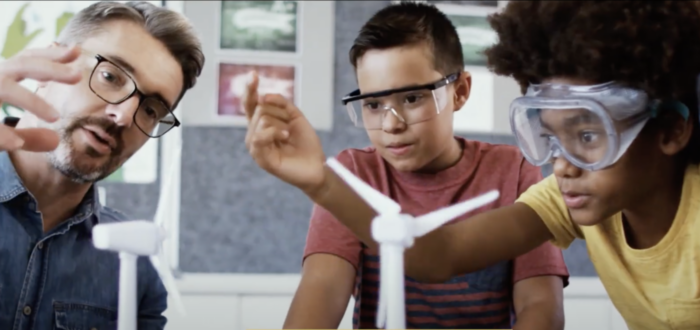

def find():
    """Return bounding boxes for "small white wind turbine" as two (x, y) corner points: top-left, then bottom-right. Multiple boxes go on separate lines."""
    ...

(325, 157), (500, 330)
(92, 146), (186, 330)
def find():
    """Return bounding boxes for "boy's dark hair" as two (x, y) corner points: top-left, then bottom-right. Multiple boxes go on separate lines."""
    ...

(484, 1), (700, 164)
(349, 2), (463, 76)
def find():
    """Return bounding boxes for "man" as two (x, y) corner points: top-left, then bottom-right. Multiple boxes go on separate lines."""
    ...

(0, 2), (203, 329)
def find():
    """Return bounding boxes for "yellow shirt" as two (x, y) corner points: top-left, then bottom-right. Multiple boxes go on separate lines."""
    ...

(517, 164), (700, 330)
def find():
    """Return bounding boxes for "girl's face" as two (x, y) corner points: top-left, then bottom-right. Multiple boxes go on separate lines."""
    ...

(541, 77), (692, 226)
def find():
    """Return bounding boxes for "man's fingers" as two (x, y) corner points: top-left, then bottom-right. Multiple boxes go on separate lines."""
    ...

(243, 71), (259, 121)
(0, 79), (60, 122)
(0, 126), (25, 151)
(13, 128), (60, 152)
(16, 45), (81, 64)
(1, 57), (81, 84)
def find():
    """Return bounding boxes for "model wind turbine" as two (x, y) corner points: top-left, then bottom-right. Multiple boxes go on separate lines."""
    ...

(325, 158), (500, 330)
(92, 145), (185, 330)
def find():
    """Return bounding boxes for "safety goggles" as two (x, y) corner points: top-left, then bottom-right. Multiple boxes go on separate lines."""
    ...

(341, 72), (460, 130)
(510, 81), (663, 171)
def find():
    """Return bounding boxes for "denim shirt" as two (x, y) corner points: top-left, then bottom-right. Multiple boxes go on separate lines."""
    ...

(0, 152), (167, 330)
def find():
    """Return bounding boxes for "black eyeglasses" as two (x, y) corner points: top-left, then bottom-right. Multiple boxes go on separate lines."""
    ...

(88, 54), (180, 138)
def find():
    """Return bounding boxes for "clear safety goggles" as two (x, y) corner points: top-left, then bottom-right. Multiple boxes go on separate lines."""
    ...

(510, 82), (660, 171)
(341, 72), (460, 130)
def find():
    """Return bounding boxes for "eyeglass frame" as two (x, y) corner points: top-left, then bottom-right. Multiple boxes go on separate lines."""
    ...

(341, 71), (461, 105)
(88, 54), (181, 138)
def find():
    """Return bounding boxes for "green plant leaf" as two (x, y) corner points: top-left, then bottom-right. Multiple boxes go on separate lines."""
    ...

(1, 2), (44, 59)
(56, 12), (74, 37)
(1, 104), (11, 117)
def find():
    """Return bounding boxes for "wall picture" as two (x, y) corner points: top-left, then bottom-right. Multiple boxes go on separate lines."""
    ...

(447, 13), (497, 66)
(433, 1), (498, 7)
(219, 1), (298, 53)
(217, 62), (296, 117)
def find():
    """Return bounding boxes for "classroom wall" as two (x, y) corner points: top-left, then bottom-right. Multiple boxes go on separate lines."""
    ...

(98, 0), (597, 276)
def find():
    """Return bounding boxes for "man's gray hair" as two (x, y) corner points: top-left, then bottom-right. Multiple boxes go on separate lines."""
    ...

(57, 1), (204, 106)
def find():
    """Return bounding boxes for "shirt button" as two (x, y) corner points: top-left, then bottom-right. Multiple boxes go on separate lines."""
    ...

(23, 306), (31, 315)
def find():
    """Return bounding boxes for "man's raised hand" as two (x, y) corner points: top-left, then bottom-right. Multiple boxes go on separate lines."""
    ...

(0, 45), (82, 152)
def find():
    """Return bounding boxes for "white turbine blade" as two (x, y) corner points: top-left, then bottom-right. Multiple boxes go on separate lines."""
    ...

(153, 145), (182, 226)
(412, 190), (500, 237)
(326, 157), (401, 215)
(150, 254), (186, 316)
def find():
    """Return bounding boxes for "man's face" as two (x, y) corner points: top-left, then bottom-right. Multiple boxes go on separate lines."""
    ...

(354, 43), (469, 172)
(35, 20), (183, 183)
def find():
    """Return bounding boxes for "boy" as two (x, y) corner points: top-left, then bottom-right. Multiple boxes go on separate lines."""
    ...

(244, 3), (569, 329)
(244, 2), (700, 330)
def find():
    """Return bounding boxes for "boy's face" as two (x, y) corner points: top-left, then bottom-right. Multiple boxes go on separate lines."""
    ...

(542, 77), (690, 226)
(354, 43), (470, 172)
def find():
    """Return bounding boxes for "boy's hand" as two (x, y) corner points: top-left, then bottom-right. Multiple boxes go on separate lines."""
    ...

(243, 71), (327, 196)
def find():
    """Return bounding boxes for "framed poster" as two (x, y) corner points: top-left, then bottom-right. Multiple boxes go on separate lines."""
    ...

(180, 1), (334, 131)
(216, 61), (297, 119)
(389, 0), (499, 133)
(0, 0), (162, 184)
(218, 1), (298, 54)
(432, 1), (498, 7)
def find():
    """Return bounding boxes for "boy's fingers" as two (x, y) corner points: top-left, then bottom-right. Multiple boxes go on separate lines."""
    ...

(243, 71), (259, 121)
(253, 103), (291, 123)
(256, 114), (290, 133)
(260, 93), (304, 119)
(248, 103), (291, 135)
(260, 93), (290, 109)
(250, 126), (283, 150)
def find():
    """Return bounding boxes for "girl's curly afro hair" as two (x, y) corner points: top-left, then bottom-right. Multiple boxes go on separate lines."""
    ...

(484, 1), (700, 101)
(485, 0), (700, 163)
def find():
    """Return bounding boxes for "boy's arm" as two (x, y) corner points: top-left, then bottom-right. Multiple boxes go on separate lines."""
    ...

(511, 159), (567, 330)
(284, 203), (362, 328)
(311, 165), (554, 283)
(284, 253), (356, 328)
(512, 275), (565, 330)
(242, 91), (570, 284)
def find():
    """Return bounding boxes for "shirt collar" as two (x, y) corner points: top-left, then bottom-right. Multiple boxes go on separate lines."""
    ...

(0, 151), (103, 225)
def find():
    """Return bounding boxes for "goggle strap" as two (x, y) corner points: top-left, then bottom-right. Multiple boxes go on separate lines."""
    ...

(648, 100), (690, 121)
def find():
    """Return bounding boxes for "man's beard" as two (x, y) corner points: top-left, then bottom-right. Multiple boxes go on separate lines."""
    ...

(42, 115), (125, 184)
